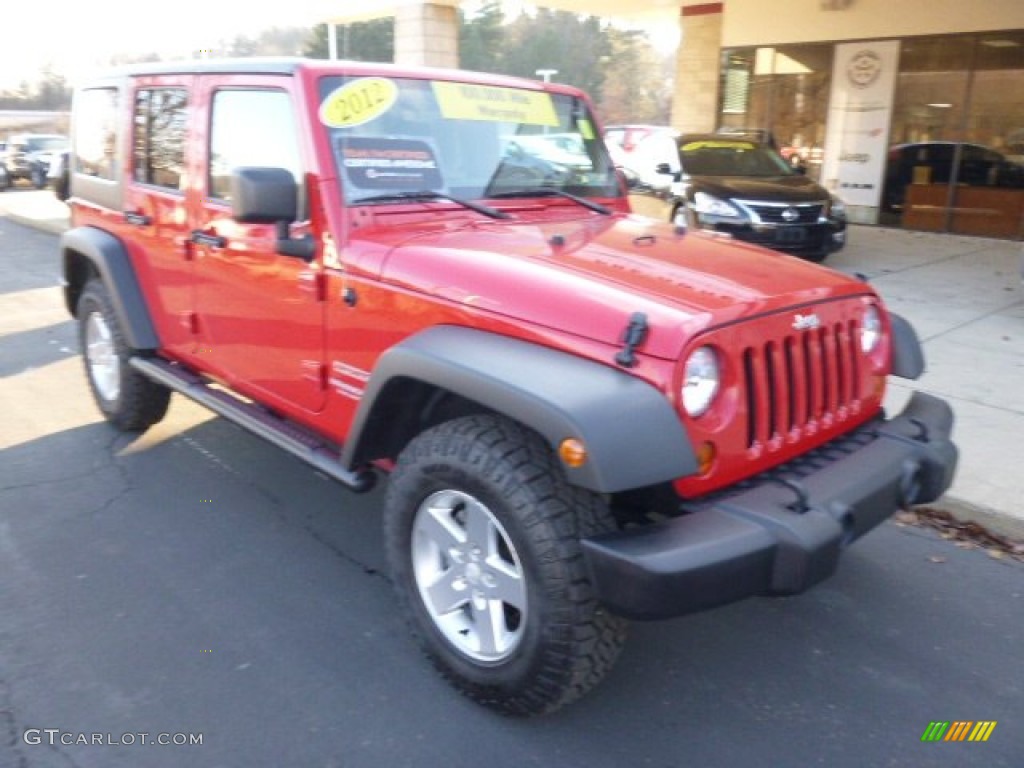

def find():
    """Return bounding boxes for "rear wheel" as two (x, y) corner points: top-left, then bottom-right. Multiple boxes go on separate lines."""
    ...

(384, 414), (628, 715)
(77, 279), (170, 432)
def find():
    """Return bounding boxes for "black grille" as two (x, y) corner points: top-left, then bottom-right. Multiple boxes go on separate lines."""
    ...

(741, 320), (861, 449)
(743, 202), (824, 224)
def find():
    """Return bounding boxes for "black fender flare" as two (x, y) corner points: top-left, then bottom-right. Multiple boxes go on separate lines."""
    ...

(61, 226), (160, 350)
(342, 326), (698, 493)
(889, 312), (925, 380)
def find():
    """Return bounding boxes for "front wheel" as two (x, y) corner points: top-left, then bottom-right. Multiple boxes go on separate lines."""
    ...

(384, 415), (628, 715)
(30, 165), (47, 189)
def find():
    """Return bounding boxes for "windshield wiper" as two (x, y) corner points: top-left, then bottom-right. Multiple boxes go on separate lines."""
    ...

(489, 187), (611, 215)
(351, 191), (511, 220)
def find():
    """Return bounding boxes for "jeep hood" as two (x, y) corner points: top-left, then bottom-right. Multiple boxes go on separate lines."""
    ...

(376, 213), (869, 360)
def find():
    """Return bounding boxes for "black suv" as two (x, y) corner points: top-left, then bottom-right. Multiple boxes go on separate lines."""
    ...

(624, 133), (847, 262)
(2, 133), (68, 189)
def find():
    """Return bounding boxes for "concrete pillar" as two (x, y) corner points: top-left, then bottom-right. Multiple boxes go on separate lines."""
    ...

(671, 2), (724, 133)
(394, 2), (459, 69)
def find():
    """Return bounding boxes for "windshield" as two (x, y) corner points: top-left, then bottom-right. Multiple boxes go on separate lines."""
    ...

(318, 76), (620, 205)
(679, 139), (794, 177)
(26, 136), (68, 152)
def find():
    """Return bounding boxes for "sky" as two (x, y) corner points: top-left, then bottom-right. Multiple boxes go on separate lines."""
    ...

(2, 1), (678, 92)
(0, 0), (343, 90)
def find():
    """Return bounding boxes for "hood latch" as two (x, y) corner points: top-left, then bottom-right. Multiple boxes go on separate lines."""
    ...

(615, 312), (648, 368)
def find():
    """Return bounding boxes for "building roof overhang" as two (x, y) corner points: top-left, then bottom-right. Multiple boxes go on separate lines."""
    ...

(324, 0), (684, 25)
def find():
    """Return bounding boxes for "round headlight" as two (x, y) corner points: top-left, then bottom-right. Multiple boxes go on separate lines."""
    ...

(861, 304), (882, 353)
(682, 346), (720, 417)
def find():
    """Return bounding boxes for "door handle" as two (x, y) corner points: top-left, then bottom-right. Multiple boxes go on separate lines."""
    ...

(123, 211), (152, 226)
(190, 230), (227, 248)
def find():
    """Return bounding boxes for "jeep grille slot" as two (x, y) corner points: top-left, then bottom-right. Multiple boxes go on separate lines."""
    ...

(743, 320), (860, 448)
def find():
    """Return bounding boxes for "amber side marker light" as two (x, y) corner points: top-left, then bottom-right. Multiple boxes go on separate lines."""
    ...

(696, 441), (717, 475)
(559, 438), (589, 468)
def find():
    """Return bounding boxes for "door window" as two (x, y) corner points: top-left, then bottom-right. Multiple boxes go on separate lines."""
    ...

(76, 88), (119, 180)
(133, 88), (188, 190)
(208, 89), (303, 206)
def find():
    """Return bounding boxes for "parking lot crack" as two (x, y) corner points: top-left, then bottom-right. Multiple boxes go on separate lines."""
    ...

(244, 478), (383, 579)
(1, 676), (29, 768)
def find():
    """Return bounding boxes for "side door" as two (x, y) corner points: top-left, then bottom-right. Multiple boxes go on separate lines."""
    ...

(122, 78), (196, 357)
(191, 77), (327, 414)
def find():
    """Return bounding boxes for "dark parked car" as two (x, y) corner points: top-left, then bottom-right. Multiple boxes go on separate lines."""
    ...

(881, 141), (1024, 213)
(2, 133), (69, 189)
(624, 134), (847, 262)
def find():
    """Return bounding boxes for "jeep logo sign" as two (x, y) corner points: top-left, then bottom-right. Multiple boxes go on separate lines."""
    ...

(792, 313), (822, 331)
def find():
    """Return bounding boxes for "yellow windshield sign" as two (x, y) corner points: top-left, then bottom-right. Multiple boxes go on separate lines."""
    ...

(681, 140), (756, 151)
(432, 82), (559, 127)
(320, 78), (398, 128)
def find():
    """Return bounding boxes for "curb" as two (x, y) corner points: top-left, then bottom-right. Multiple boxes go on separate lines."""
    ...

(2, 210), (69, 236)
(929, 495), (1024, 543)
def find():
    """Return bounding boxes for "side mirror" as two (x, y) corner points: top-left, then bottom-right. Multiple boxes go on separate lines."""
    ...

(616, 166), (640, 190)
(230, 167), (315, 261)
(231, 167), (297, 222)
(655, 162), (674, 176)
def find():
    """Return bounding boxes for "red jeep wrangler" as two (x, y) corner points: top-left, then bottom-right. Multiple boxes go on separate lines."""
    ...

(61, 59), (957, 715)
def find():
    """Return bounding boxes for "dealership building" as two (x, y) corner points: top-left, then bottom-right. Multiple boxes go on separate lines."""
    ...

(334, 0), (1024, 239)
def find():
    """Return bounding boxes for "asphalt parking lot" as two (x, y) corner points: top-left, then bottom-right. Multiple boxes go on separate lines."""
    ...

(1, 192), (1022, 766)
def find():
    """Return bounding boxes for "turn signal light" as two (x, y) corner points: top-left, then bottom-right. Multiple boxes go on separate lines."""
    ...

(559, 438), (588, 468)
(696, 441), (717, 475)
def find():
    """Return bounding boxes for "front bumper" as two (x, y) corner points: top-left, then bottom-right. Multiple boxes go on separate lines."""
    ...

(582, 391), (957, 620)
(709, 219), (846, 258)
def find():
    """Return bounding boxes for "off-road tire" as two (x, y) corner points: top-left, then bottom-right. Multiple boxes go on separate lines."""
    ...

(77, 279), (170, 432)
(384, 414), (628, 716)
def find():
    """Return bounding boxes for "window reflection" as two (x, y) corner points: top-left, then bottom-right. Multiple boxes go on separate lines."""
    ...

(76, 88), (118, 180)
(134, 89), (187, 190)
(208, 90), (302, 203)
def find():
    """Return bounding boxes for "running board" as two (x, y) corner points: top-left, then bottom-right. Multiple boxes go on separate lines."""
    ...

(130, 357), (376, 493)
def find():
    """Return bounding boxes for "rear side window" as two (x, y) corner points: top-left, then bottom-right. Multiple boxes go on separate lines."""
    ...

(208, 89), (302, 203)
(133, 88), (188, 190)
(75, 88), (119, 180)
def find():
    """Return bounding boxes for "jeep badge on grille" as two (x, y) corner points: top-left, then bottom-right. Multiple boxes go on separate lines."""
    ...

(793, 313), (821, 330)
